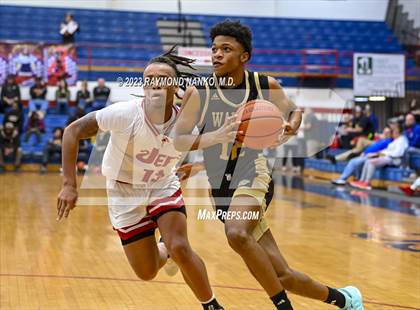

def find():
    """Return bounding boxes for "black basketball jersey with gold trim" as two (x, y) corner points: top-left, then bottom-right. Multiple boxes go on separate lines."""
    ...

(196, 70), (270, 189)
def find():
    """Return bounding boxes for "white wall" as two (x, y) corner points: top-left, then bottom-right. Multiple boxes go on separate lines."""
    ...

(18, 81), (141, 103)
(18, 83), (353, 115)
(274, 0), (388, 21)
(399, 0), (420, 28)
(1, 0), (388, 21)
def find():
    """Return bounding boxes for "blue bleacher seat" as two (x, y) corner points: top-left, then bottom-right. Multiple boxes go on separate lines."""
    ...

(1, 4), (415, 91)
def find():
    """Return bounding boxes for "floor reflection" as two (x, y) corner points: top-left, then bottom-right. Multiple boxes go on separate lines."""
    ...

(272, 172), (420, 216)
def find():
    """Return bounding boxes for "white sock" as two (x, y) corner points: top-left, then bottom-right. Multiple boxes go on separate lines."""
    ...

(201, 293), (215, 304)
(157, 242), (169, 260)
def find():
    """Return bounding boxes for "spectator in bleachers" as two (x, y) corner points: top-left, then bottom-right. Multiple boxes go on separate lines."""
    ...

(92, 78), (110, 110)
(364, 104), (378, 132)
(55, 78), (70, 114)
(29, 77), (48, 116)
(76, 80), (92, 112)
(399, 177), (420, 196)
(404, 113), (420, 148)
(403, 113), (420, 170)
(66, 107), (92, 162)
(281, 136), (302, 173)
(350, 123), (409, 190)
(89, 131), (110, 174)
(48, 58), (68, 86)
(24, 111), (45, 145)
(1, 75), (21, 113)
(0, 122), (22, 172)
(408, 99), (420, 122)
(328, 127), (392, 164)
(333, 112), (351, 146)
(3, 102), (23, 134)
(60, 12), (79, 44)
(331, 126), (392, 185)
(302, 107), (319, 158)
(66, 106), (85, 126)
(339, 106), (374, 149)
(40, 127), (63, 174)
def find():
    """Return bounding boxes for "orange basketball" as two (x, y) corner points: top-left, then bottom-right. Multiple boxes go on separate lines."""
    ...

(236, 99), (284, 150)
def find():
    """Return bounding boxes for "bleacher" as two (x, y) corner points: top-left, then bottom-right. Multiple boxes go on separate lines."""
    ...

(1, 4), (418, 89)
(0, 111), (68, 165)
(304, 148), (420, 184)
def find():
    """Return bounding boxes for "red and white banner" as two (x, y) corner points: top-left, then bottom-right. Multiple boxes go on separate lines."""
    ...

(44, 43), (77, 86)
(0, 42), (77, 86)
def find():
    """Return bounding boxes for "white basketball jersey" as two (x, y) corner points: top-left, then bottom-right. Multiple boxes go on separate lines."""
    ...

(96, 99), (182, 185)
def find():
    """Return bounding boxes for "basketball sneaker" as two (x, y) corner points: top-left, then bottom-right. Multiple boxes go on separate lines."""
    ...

(331, 179), (346, 186)
(399, 184), (415, 196)
(338, 286), (364, 310)
(157, 239), (179, 277)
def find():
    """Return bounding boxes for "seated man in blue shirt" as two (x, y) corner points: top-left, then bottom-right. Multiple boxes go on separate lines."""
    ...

(332, 126), (392, 185)
(403, 113), (420, 169)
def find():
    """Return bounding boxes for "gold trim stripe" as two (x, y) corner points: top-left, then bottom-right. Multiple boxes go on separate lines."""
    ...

(213, 71), (250, 108)
(254, 72), (264, 100)
(198, 83), (210, 128)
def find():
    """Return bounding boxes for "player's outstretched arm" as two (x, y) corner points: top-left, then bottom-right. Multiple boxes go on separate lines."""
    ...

(268, 76), (302, 135)
(174, 86), (241, 151)
(57, 112), (99, 221)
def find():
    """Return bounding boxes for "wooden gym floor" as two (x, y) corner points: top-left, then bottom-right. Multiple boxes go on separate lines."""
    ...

(0, 173), (419, 309)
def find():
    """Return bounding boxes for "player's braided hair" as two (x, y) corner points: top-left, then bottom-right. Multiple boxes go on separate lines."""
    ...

(148, 45), (197, 80)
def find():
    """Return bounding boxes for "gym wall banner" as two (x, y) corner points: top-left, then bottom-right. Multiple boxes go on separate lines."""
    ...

(177, 47), (212, 66)
(0, 42), (77, 86)
(353, 53), (405, 98)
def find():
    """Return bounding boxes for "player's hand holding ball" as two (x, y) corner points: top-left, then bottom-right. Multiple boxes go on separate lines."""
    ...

(212, 114), (243, 144)
(271, 117), (300, 148)
(236, 99), (294, 150)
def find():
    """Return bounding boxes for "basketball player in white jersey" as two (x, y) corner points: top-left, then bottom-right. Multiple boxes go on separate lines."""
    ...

(56, 48), (224, 310)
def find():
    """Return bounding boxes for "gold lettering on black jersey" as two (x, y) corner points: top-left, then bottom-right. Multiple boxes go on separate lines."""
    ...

(211, 112), (235, 128)
(219, 141), (245, 160)
(212, 112), (225, 127)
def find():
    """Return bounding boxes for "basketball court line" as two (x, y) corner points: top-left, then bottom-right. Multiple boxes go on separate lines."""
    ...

(1, 273), (418, 309)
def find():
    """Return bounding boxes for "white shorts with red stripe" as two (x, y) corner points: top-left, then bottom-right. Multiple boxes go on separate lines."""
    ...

(106, 176), (185, 243)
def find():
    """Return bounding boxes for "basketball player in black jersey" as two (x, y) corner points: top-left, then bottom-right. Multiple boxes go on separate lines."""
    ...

(174, 20), (363, 310)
